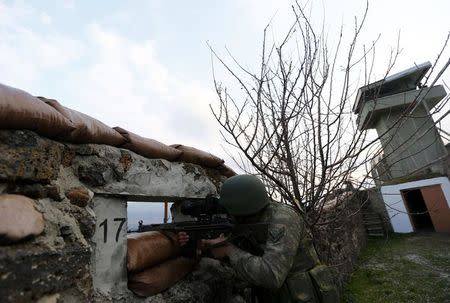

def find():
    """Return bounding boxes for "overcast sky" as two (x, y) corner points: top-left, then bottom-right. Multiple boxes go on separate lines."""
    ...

(1, 0), (449, 171)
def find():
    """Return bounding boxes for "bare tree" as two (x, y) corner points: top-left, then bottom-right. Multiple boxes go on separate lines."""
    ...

(209, 0), (450, 230)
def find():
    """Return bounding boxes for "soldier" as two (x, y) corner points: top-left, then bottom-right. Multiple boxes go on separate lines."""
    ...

(179, 174), (338, 303)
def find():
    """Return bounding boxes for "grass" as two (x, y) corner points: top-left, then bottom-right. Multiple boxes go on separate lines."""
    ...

(342, 232), (450, 303)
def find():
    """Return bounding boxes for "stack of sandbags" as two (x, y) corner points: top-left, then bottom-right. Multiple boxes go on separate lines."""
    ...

(113, 127), (182, 161)
(0, 83), (125, 145)
(127, 231), (196, 296)
(0, 82), (234, 177)
(128, 257), (196, 297)
(38, 97), (126, 146)
(0, 194), (44, 244)
(0, 83), (75, 137)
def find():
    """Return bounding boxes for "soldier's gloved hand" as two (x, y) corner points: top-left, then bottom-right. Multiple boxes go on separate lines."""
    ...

(202, 234), (234, 259)
(178, 231), (189, 247)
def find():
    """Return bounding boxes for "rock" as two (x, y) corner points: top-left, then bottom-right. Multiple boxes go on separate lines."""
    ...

(45, 184), (65, 202)
(66, 187), (91, 207)
(35, 199), (89, 249)
(77, 160), (109, 187)
(0, 244), (91, 302)
(0, 129), (39, 147)
(0, 194), (45, 244)
(60, 225), (72, 237)
(0, 130), (62, 184)
(119, 151), (133, 172)
(6, 183), (47, 199)
(7, 183), (66, 202)
(77, 215), (95, 240)
(74, 145), (128, 186)
(66, 205), (96, 240)
(62, 148), (76, 167)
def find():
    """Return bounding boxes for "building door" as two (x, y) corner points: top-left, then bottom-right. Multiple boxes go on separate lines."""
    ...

(401, 189), (435, 232)
(420, 185), (450, 233)
(401, 184), (450, 233)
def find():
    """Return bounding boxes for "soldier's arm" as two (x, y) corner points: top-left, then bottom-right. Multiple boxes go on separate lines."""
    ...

(228, 210), (302, 290)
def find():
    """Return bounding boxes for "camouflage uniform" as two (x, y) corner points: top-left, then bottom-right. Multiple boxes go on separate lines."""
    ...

(227, 202), (338, 303)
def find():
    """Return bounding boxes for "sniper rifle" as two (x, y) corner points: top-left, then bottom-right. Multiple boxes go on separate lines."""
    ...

(135, 196), (268, 257)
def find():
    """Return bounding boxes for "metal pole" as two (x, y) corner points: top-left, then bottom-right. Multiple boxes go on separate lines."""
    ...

(164, 202), (168, 223)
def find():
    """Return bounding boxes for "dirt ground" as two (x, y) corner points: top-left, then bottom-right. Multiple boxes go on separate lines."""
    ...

(342, 232), (450, 303)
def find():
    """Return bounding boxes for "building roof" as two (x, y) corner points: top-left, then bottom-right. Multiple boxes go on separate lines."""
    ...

(353, 62), (431, 114)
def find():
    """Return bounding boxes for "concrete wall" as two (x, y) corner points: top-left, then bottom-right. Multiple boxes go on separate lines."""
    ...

(380, 176), (450, 232)
(375, 103), (447, 179)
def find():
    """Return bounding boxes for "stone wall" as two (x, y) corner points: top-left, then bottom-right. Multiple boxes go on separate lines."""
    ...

(311, 192), (368, 289)
(0, 130), (231, 303)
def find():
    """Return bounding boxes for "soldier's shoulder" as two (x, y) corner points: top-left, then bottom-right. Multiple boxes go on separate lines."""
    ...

(267, 202), (301, 222)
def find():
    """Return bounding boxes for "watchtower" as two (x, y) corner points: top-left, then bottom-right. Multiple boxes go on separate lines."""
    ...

(353, 62), (448, 182)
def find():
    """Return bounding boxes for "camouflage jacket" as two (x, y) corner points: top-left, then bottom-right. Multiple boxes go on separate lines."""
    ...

(228, 202), (332, 303)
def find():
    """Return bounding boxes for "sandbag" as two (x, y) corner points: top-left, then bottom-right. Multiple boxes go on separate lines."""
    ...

(170, 144), (224, 168)
(0, 194), (44, 244)
(38, 97), (126, 146)
(0, 83), (75, 137)
(128, 257), (196, 297)
(216, 164), (237, 177)
(127, 231), (180, 273)
(113, 127), (182, 161)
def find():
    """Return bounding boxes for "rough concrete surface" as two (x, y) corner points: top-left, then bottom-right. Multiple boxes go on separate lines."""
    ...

(0, 130), (63, 183)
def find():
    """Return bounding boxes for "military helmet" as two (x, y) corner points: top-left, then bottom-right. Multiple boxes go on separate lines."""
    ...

(219, 174), (269, 216)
